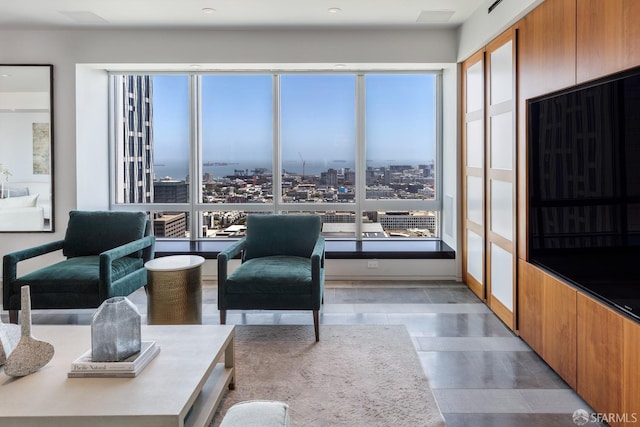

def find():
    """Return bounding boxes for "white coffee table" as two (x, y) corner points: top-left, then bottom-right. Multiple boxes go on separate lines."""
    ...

(0, 324), (235, 427)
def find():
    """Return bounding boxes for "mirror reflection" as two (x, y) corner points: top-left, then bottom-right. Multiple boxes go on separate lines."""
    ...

(0, 65), (53, 232)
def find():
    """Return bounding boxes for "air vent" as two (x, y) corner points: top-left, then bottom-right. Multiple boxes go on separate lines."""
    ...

(488, 0), (505, 14)
(416, 10), (455, 24)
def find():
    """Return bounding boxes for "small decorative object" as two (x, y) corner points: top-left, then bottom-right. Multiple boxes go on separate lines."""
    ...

(91, 297), (141, 362)
(0, 318), (21, 365)
(0, 163), (11, 198)
(68, 341), (160, 378)
(4, 286), (55, 377)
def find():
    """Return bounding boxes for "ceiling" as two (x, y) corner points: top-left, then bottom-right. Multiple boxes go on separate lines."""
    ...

(0, 0), (487, 30)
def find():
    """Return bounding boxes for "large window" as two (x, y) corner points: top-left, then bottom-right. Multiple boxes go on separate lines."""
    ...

(111, 72), (441, 240)
(280, 74), (356, 204)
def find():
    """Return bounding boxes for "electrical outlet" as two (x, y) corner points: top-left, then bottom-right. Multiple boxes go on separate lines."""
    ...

(367, 260), (379, 268)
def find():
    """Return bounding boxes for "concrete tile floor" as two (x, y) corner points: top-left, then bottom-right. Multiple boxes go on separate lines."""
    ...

(3, 281), (603, 427)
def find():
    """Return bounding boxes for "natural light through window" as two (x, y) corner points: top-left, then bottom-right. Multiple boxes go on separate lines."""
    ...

(111, 72), (441, 240)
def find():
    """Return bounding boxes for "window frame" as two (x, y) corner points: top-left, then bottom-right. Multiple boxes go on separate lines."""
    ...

(109, 70), (443, 241)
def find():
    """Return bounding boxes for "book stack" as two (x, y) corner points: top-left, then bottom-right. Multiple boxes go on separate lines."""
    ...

(67, 341), (160, 378)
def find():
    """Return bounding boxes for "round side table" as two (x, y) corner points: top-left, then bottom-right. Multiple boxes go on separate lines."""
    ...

(144, 255), (205, 325)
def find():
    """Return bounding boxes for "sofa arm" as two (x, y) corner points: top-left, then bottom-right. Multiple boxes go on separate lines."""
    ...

(98, 235), (156, 298)
(3, 239), (65, 310)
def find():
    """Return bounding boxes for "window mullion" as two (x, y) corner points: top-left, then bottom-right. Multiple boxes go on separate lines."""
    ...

(273, 74), (282, 213)
(190, 74), (202, 240)
(355, 74), (366, 241)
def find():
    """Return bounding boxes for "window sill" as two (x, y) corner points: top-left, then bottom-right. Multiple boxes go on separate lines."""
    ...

(154, 239), (455, 260)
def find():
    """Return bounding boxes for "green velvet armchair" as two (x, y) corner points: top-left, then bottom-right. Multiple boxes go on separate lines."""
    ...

(3, 210), (155, 323)
(217, 214), (325, 341)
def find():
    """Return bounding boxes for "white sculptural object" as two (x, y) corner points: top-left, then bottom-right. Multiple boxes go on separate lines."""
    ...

(4, 286), (55, 377)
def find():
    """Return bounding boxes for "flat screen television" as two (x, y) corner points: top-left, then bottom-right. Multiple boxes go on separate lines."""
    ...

(528, 66), (640, 321)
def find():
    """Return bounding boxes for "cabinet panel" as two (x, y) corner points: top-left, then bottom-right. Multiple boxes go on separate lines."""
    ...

(519, 0), (576, 100)
(518, 260), (544, 352)
(490, 242), (513, 312)
(577, 294), (624, 419)
(466, 229), (484, 286)
(542, 273), (577, 389)
(466, 120), (484, 168)
(466, 175), (484, 226)
(517, 0), (577, 259)
(490, 111), (513, 170)
(577, 0), (640, 83)
(490, 179), (513, 241)
(518, 260), (577, 388)
(623, 317), (640, 422)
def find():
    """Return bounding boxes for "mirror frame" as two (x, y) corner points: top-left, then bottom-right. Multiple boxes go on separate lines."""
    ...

(0, 64), (55, 232)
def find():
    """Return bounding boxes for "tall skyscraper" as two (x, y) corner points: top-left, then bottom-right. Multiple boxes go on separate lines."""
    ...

(122, 75), (153, 203)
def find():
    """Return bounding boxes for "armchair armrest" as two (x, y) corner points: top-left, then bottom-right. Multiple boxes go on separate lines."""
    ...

(311, 236), (325, 268)
(311, 236), (325, 297)
(217, 238), (247, 281)
(99, 235), (156, 299)
(3, 240), (65, 309)
(218, 238), (247, 262)
(217, 238), (247, 308)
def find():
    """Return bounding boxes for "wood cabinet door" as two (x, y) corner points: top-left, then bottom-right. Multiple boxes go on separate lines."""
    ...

(461, 49), (486, 301)
(577, 294), (624, 420)
(485, 29), (518, 329)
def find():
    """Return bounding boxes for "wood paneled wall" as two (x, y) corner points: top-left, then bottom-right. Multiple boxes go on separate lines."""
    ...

(517, 0), (577, 258)
(577, 0), (640, 83)
(464, 0), (640, 423)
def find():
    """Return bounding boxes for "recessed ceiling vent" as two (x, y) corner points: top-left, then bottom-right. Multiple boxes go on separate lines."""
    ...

(59, 11), (109, 24)
(488, 0), (505, 14)
(416, 10), (455, 24)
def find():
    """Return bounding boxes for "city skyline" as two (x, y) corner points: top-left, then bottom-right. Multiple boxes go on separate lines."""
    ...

(118, 72), (439, 237)
(151, 73), (437, 177)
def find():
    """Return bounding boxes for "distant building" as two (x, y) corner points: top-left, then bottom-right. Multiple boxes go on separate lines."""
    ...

(321, 212), (356, 223)
(322, 222), (386, 238)
(379, 211), (437, 234)
(153, 213), (187, 237)
(344, 168), (356, 184)
(153, 180), (189, 203)
(121, 75), (153, 203)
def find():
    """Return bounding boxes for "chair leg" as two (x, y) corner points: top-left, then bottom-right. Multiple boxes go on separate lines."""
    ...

(220, 310), (227, 325)
(9, 310), (18, 324)
(313, 310), (319, 342)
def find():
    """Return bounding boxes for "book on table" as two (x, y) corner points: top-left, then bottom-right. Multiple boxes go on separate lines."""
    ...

(68, 341), (160, 378)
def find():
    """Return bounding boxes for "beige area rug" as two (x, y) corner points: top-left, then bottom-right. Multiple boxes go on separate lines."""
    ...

(210, 325), (446, 427)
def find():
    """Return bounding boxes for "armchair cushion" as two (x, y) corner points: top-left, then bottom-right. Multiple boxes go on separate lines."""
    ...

(63, 210), (147, 258)
(226, 256), (313, 295)
(12, 256), (144, 294)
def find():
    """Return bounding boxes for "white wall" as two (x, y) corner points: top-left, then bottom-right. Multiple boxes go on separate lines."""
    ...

(457, 0), (544, 61)
(440, 64), (462, 280)
(0, 111), (49, 182)
(0, 27), (466, 280)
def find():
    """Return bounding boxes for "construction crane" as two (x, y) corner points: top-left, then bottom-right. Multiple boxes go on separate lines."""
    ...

(298, 152), (306, 178)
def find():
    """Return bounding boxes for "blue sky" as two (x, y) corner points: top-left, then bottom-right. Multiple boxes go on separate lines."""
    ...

(151, 73), (436, 173)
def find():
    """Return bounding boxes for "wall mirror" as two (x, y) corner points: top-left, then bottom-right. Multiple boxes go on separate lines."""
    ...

(0, 64), (54, 232)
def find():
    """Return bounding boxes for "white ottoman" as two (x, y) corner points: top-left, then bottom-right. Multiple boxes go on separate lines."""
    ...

(220, 400), (290, 427)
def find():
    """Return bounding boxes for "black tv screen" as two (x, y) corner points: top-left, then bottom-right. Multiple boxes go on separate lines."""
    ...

(528, 66), (640, 320)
